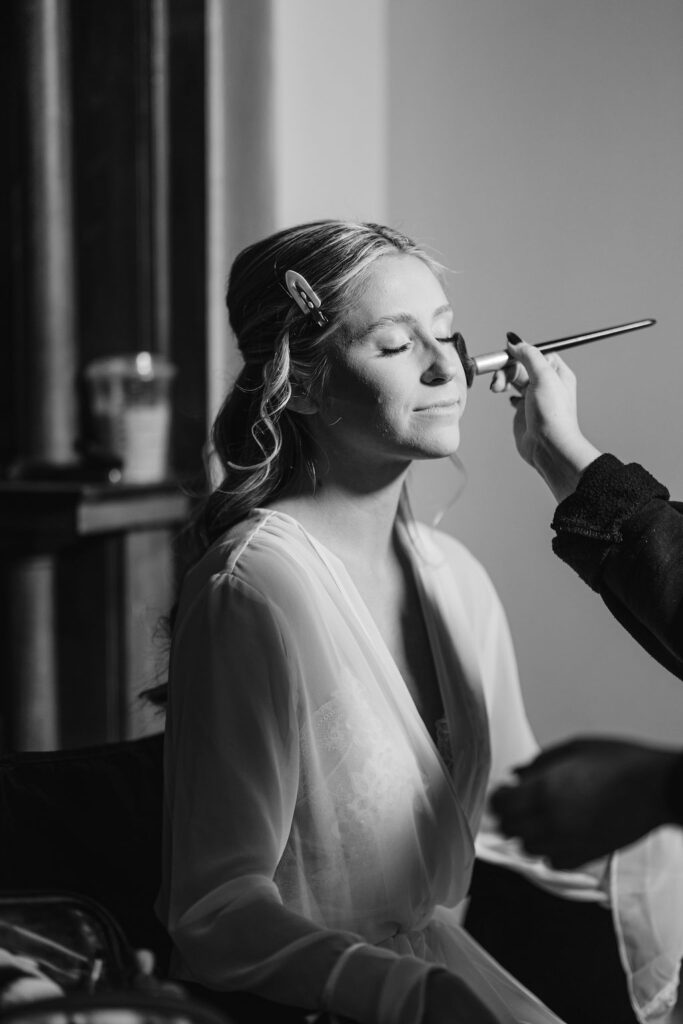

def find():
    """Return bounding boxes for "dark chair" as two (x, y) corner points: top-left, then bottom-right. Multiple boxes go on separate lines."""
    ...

(0, 734), (309, 1024)
(0, 732), (170, 973)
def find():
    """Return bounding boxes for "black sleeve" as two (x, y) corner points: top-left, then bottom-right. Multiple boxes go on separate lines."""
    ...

(551, 453), (683, 679)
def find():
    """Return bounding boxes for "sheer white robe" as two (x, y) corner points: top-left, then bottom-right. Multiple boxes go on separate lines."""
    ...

(157, 509), (683, 1024)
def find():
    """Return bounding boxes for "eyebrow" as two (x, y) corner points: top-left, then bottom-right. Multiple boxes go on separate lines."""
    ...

(355, 304), (453, 341)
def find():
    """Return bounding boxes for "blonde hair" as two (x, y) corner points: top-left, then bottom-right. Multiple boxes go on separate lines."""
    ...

(192, 220), (444, 553)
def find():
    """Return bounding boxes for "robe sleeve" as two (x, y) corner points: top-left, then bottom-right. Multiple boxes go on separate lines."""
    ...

(160, 569), (439, 1024)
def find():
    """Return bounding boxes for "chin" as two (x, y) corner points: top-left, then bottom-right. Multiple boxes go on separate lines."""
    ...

(411, 426), (461, 460)
(409, 443), (461, 462)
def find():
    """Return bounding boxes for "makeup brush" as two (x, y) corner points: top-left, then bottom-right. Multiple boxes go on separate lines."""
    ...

(470, 318), (656, 377)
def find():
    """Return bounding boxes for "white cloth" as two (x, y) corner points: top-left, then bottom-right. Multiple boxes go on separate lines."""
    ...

(156, 509), (683, 1024)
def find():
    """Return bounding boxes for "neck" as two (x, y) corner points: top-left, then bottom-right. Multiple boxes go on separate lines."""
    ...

(270, 459), (410, 569)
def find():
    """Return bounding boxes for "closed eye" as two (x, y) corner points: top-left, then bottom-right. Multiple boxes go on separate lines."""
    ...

(380, 342), (412, 356)
(381, 332), (461, 357)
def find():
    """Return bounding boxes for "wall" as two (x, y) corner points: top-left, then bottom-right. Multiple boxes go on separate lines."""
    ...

(388, 0), (683, 744)
(271, 0), (388, 226)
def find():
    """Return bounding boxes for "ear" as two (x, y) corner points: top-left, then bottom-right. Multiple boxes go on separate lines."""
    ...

(286, 390), (319, 416)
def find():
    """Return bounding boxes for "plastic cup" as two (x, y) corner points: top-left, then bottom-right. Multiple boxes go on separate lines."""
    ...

(83, 353), (176, 484)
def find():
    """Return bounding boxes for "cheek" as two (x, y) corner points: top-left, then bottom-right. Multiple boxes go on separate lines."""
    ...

(323, 362), (390, 417)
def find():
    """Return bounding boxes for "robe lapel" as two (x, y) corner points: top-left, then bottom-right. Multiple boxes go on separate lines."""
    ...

(400, 522), (492, 835)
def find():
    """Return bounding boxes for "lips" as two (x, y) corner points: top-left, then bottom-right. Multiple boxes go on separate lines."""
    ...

(414, 399), (461, 412)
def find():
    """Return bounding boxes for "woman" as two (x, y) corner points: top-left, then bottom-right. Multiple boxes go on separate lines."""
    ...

(156, 222), (682, 1024)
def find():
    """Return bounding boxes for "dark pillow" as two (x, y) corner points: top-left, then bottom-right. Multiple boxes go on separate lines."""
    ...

(0, 732), (170, 973)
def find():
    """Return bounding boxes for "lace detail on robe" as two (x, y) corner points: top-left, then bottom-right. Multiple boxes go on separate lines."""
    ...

(276, 673), (435, 930)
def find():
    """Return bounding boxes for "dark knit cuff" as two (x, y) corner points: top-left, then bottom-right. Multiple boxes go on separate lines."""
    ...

(664, 750), (683, 826)
(551, 454), (669, 543)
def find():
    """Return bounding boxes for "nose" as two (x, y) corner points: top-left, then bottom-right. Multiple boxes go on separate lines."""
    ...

(421, 341), (462, 386)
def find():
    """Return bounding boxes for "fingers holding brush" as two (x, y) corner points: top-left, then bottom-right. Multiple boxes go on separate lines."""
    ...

(501, 335), (602, 500)
(489, 346), (529, 394)
(506, 336), (578, 413)
(490, 333), (566, 394)
(489, 363), (527, 393)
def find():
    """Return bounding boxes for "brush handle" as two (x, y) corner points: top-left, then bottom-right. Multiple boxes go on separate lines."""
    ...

(472, 318), (656, 375)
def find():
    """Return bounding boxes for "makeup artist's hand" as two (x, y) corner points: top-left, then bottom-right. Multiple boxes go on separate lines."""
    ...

(489, 737), (680, 869)
(491, 337), (602, 502)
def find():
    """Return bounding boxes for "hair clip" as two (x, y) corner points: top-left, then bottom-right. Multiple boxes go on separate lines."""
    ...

(284, 270), (328, 328)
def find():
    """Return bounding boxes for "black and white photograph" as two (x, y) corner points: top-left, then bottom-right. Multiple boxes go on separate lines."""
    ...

(1, 3), (682, 1023)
